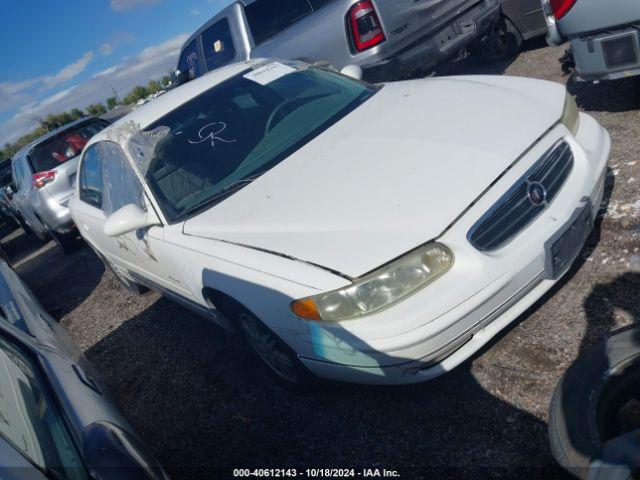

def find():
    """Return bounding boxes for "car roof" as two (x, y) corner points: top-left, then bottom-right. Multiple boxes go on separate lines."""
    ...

(87, 59), (265, 148)
(13, 116), (104, 161)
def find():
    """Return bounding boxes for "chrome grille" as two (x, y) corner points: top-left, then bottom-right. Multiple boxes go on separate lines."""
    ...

(468, 140), (574, 252)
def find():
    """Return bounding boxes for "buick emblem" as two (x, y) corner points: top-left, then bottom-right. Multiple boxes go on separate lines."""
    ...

(527, 182), (547, 206)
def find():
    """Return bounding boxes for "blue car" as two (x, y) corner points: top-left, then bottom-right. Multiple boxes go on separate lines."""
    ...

(0, 252), (168, 480)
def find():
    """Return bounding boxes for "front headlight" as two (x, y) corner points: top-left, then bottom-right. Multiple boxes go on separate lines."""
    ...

(291, 243), (454, 322)
(561, 92), (579, 135)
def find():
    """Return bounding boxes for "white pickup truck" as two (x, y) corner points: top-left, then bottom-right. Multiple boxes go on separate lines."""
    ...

(176, 0), (502, 83)
(544, 0), (640, 81)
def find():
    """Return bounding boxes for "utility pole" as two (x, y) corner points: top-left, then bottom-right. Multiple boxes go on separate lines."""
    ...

(110, 85), (121, 104)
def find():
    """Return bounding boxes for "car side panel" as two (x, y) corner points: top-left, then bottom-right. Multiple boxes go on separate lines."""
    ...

(501, 0), (547, 40)
(11, 156), (47, 236)
(159, 224), (348, 335)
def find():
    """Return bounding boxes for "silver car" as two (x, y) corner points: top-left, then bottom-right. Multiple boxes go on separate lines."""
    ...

(176, 0), (501, 83)
(9, 118), (109, 252)
(0, 252), (168, 479)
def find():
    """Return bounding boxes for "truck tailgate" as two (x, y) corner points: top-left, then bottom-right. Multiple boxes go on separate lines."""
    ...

(374, 0), (482, 42)
(558, 0), (640, 37)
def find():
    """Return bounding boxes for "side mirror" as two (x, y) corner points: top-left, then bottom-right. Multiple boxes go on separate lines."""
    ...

(171, 69), (188, 87)
(103, 204), (160, 237)
(341, 65), (363, 81)
(83, 422), (169, 480)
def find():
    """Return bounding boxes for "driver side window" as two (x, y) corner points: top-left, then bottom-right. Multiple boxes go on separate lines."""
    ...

(79, 141), (144, 215)
(99, 141), (144, 216)
(79, 145), (103, 208)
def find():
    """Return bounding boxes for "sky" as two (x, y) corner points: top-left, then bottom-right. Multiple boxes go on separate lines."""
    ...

(0, 0), (232, 146)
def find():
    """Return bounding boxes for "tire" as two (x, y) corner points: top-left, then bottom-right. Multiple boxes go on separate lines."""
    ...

(218, 296), (316, 390)
(477, 16), (523, 63)
(17, 215), (38, 239)
(548, 327), (640, 479)
(49, 230), (81, 254)
(29, 215), (51, 243)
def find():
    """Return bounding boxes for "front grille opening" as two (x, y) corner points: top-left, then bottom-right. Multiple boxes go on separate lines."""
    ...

(468, 140), (574, 252)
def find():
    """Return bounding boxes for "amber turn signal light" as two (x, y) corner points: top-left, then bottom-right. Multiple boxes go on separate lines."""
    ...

(291, 298), (321, 321)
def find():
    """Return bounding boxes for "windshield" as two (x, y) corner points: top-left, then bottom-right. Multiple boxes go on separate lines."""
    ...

(142, 63), (376, 222)
(29, 120), (108, 173)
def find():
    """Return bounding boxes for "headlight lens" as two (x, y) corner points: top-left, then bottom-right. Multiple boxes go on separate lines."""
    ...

(291, 243), (454, 322)
(561, 92), (579, 135)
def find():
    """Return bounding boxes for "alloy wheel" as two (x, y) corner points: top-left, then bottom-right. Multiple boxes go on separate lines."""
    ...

(238, 312), (298, 383)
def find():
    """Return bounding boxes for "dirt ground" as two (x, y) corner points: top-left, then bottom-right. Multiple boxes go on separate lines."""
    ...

(4, 40), (640, 479)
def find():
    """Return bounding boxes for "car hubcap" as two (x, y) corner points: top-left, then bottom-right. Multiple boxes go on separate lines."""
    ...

(238, 312), (298, 383)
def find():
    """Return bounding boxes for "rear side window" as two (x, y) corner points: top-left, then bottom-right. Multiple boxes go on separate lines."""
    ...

(201, 18), (236, 71)
(29, 120), (108, 174)
(178, 41), (202, 80)
(79, 145), (103, 208)
(244, 0), (331, 45)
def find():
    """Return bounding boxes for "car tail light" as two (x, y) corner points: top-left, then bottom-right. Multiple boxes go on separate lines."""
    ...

(549, 0), (577, 19)
(32, 171), (57, 189)
(348, 0), (385, 52)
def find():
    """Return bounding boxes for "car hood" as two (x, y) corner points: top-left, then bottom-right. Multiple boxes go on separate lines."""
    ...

(183, 76), (566, 278)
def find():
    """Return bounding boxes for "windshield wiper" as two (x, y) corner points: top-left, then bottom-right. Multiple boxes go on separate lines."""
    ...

(178, 173), (264, 219)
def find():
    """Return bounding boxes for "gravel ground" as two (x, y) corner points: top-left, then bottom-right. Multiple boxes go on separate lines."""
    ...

(4, 40), (640, 479)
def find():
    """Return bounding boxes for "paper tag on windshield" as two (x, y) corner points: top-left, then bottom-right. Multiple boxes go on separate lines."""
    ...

(244, 62), (296, 86)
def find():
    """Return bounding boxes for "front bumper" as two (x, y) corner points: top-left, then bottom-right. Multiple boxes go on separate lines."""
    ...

(362, 0), (501, 82)
(296, 113), (610, 385)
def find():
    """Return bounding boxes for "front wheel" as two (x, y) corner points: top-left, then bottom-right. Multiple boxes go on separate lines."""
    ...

(548, 327), (640, 479)
(476, 16), (523, 63)
(224, 299), (316, 389)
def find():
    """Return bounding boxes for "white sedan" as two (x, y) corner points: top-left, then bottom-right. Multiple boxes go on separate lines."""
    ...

(69, 60), (610, 387)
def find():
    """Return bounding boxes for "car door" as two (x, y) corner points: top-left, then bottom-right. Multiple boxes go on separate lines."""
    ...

(10, 156), (30, 226)
(74, 141), (192, 298)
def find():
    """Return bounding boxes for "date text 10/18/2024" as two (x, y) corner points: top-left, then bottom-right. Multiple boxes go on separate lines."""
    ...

(233, 468), (401, 478)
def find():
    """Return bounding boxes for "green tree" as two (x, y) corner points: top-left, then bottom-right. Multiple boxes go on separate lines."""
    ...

(147, 80), (161, 94)
(86, 103), (107, 116)
(123, 85), (150, 105)
(70, 108), (85, 120)
(106, 96), (118, 110)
